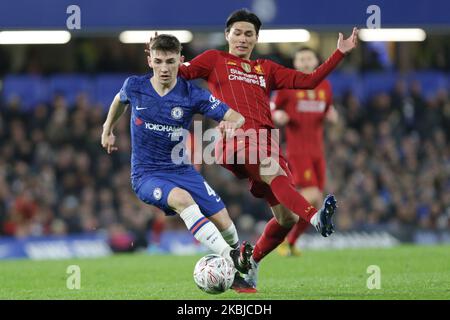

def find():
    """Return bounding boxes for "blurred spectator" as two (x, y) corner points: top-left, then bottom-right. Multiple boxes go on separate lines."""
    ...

(0, 72), (449, 246)
(328, 82), (450, 236)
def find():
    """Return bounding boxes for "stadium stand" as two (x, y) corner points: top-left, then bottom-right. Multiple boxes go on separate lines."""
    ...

(1, 71), (449, 247)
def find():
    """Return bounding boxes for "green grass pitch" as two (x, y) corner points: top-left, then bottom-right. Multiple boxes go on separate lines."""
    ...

(1, 244), (449, 300)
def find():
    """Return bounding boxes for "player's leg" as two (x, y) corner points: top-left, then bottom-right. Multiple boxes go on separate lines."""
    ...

(239, 175), (295, 287)
(206, 207), (253, 270)
(207, 208), (256, 293)
(287, 155), (328, 251)
(285, 187), (321, 255)
(311, 154), (326, 208)
(208, 210), (239, 249)
(285, 154), (322, 255)
(179, 171), (241, 251)
(243, 203), (297, 287)
(235, 159), (309, 287)
(253, 203), (298, 262)
(314, 154), (326, 203)
(178, 171), (254, 273)
(182, 172), (256, 292)
(244, 157), (336, 287)
(299, 187), (323, 208)
(167, 187), (236, 259)
(258, 156), (337, 237)
(134, 176), (236, 261)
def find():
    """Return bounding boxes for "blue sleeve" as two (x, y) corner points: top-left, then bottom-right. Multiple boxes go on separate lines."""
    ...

(192, 87), (229, 122)
(119, 77), (132, 104)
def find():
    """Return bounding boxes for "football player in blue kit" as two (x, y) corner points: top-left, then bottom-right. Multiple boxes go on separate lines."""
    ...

(101, 34), (256, 293)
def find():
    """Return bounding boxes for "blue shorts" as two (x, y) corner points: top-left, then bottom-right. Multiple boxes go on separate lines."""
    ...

(132, 168), (225, 217)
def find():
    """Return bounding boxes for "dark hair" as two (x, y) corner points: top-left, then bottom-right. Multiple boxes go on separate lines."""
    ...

(145, 34), (182, 56)
(225, 9), (262, 34)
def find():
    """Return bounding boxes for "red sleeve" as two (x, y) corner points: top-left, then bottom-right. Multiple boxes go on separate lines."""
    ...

(272, 90), (288, 111)
(324, 80), (333, 112)
(269, 49), (345, 90)
(178, 49), (219, 80)
(327, 81), (333, 106)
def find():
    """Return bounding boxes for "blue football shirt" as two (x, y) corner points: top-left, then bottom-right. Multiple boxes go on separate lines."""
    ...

(119, 74), (229, 189)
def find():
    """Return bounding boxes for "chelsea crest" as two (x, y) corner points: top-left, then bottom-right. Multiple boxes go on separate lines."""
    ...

(171, 106), (183, 119)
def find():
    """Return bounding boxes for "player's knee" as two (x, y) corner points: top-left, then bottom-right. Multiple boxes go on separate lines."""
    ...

(259, 157), (286, 184)
(168, 188), (196, 213)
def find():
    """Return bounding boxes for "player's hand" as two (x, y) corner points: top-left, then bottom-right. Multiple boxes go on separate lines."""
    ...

(217, 121), (238, 139)
(101, 130), (118, 154)
(145, 31), (159, 56)
(325, 105), (339, 124)
(272, 110), (290, 127)
(337, 27), (358, 54)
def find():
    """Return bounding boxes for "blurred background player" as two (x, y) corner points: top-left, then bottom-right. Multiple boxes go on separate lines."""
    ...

(177, 9), (357, 288)
(272, 47), (339, 256)
(101, 34), (254, 292)
(1, 0), (450, 299)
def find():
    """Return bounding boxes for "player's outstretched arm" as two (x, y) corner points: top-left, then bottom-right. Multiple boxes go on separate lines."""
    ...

(273, 28), (358, 90)
(101, 93), (128, 154)
(218, 109), (245, 139)
(337, 27), (358, 54)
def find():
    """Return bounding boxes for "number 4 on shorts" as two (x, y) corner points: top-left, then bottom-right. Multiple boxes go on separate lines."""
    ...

(204, 181), (217, 197)
(204, 182), (221, 202)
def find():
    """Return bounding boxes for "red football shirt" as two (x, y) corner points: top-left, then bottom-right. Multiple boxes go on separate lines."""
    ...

(179, 49), (344, 131)
(272, 80), (333, 157)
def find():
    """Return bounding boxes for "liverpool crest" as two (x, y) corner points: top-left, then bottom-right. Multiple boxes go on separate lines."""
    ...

(241, 62), (251, 73)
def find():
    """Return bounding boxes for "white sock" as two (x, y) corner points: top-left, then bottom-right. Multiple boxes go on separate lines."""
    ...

(220, 223), (239, 249)
(310, 210), (321, 229)
(180, 204), (232, 258)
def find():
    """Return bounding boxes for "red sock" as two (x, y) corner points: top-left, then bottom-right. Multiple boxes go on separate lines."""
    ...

(270, 175), (317, 221)
(287, 218), (310, 246)
(253, 218), (291, 263)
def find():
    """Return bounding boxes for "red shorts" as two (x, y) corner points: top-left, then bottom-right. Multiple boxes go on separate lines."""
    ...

(215, 129), (294, 207)
(287, 153), (326, 191)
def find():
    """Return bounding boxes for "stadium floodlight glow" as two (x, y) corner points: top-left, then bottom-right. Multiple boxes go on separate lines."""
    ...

(358, 28), (426, 42)
(119, 30), (193, 44)
(258, 29), (310, 43)
(0, 31), (71, 44)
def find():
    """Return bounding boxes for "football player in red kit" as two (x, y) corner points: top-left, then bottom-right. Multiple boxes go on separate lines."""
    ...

(272, 48), (339, 257)
(168, 9), (357, 290)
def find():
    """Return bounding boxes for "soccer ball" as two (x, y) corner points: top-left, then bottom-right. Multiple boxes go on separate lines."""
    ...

(193, 254), (236, 294)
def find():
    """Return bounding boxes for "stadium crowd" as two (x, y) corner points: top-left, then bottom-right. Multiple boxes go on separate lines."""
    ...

(0, 94), (161, 250)
(327, 81), (450, 238)
(1, 72), (449, 247)
(1, 35), (450, 247)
